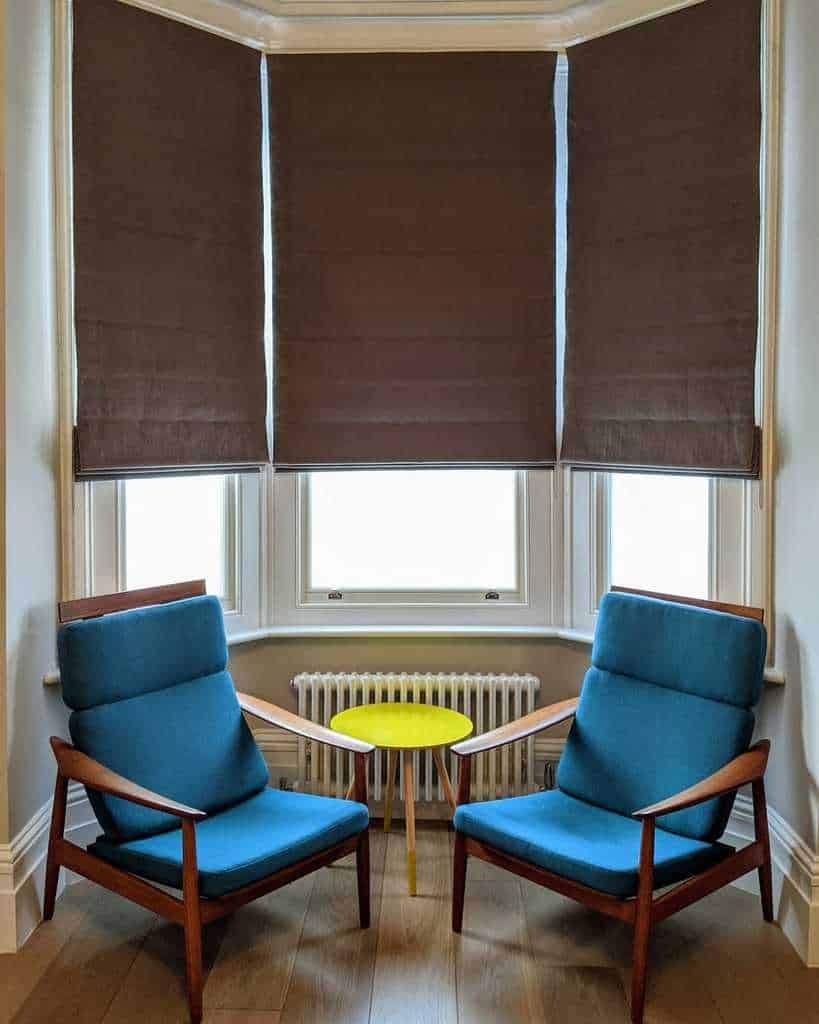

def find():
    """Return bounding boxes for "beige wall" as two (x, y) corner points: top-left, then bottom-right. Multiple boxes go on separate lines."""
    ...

(755, 0), (819, 852)
(3, 0), (67, 841)
(229, 635), (590, 735)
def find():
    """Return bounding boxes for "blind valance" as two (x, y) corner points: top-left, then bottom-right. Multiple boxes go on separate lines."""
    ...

(269, 52), (558, 470)
(72, 0), (268, 479)
(562, 0), (762, 477)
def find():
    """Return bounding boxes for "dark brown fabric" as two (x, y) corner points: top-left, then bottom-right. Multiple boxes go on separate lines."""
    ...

(563, 0), (762, 476)
(73, 0), (268, 478)
(270, 53), (557, 469)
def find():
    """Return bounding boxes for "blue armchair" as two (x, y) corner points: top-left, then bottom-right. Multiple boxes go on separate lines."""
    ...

(44, 582), (373, 1024)
(451, 589), (772, 1024)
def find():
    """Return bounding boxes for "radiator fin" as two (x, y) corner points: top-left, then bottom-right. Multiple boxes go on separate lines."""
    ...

(292, 672), (542, 805)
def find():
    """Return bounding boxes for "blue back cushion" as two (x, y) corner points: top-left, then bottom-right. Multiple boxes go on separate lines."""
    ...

(557, 593), (766, 842)
(58, 597), (269, 841)
(58, 596), (229, 711)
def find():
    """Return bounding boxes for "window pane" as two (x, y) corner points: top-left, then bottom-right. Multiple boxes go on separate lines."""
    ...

(308, 470), (518, 591)
(124, 475), (229, 597)
(610, 474), (709, 599)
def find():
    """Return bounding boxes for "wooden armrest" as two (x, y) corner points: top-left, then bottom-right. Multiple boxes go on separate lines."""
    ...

(633, 740), (771, 821)
(236, 692), (375, 755)
(451, 697), (579, 757)
(50, 737), (206, 821)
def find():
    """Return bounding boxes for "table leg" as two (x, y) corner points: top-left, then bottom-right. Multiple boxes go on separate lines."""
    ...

(403, 749), (416, 896)
(432, 747), (457, 815)
(384, 749), (398, 832)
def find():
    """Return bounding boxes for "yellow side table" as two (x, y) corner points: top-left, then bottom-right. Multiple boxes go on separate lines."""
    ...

(330, 702), (473, 896)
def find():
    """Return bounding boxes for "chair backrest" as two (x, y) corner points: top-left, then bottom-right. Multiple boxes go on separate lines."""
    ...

(57, 591), (268, 841)
(557, 590), (767, 842)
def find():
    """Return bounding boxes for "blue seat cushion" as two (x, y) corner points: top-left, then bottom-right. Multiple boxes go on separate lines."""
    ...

(593, 592), (767, 709)
(557, 667), (754, 842)
(453, 789), (730, 898)
(90, 787), (369, 898)
(70, 671), (269, 840)
(58, 595), (228, 711)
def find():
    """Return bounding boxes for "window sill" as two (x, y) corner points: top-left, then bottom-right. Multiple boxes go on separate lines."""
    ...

(41, 627), (786, 687)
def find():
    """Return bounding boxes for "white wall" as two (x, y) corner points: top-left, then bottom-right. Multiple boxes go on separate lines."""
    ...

(3, 0), (67, 843)
(755, 0), (819, 855)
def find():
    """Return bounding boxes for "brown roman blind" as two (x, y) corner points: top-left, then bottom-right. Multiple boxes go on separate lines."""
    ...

(73, 0), (268, 479)
(563, 0), (762, 476)
(269, 53), (557, 470)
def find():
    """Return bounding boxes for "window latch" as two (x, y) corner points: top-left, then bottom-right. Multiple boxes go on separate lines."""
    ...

(328, 590), (343, 600)
(484, 590), (500, 600)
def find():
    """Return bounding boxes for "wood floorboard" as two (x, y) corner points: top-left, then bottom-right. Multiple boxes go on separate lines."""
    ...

(101, 915), (229, 1024)
(369, 824), (457, 1024)
(6, 825), (819, 1024)
(10, 885), (156, 1024)
(541, 966), (631, 1024)
(455, 877), (549, 1023)
(202, 875), (315, 1013)
(0, 880), (89, 1022)
(279, 833), (387, 1024)
(202, 1013), (281, 1024)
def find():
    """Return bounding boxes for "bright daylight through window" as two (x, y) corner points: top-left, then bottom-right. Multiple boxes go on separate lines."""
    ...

(124, 475), (230, 598)
(610, 473), (710, 600)
(307, 470), (518, 592)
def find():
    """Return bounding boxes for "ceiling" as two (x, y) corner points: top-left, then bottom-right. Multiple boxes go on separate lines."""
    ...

(132, 0), (708, 50)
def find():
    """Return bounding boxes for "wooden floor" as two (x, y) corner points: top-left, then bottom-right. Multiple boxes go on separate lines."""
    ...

(3, 822), (819, 1024)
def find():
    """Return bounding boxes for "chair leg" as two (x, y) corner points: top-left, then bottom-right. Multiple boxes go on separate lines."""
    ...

(357, 828), (371, 928)
(452, 830), (467, 933)
(182, 821), (203, 1024)
(43, 773), (68, 921)
(753, 776), (774, 922)
(631, 820), (655, 1024)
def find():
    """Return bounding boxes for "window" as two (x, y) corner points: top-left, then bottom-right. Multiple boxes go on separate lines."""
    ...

(609, 473), (710, 599)
(84, 472), (262, 635)
(307, 470), (519, 594)
(123, 475), (232, 598)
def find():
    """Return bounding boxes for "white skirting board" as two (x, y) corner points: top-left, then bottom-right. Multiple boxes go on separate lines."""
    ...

(3, 730), (818, 967)
(0, 783), (98, 953)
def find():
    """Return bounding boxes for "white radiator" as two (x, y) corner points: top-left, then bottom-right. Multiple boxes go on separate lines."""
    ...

(291, 672), (541, 807)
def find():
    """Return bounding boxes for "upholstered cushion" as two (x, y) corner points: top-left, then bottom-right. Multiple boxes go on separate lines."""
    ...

(557, 668), (755, 842)
(454, 789), (729, 898)
(592, 592), (767, 708)
(58, 595), (228, 711)
(90, 786), (369, 898)
(70, 671), (269, 840)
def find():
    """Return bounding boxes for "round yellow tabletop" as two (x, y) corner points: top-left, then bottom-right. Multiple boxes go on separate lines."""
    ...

(330, 702), (473, 750)
(330, 702), (473, 897)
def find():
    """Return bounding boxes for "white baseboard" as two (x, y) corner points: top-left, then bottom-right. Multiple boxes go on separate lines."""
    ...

(0, 784), (97, 953)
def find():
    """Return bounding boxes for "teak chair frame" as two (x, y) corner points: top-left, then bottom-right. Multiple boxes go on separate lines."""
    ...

(450, 587), (773, 1024)
(46, 581), (374, 1024)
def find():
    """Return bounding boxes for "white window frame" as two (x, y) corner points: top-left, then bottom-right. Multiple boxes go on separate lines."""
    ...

(566, 471), (767, 638)
(74, 473), (266, 637)
(53, 0), (780, 670)
(269, 469), (554, 628)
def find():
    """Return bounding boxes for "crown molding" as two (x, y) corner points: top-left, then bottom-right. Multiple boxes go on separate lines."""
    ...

(107, 0), (710, 51)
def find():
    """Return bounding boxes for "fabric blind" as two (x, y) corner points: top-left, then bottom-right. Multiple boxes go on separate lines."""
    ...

(72, 0), (268, 479)
(563, 0), (762, 476)
(269, 53), (557, 470)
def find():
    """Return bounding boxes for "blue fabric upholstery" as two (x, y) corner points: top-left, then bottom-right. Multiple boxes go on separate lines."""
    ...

(557, 668), (754, 841)
(58, 596), (228, 711)
(557, 593), (766, 843)
(454, 789), (730, 898)
(592, 592), (767, 708)
(90, 787), (369, 898)
(69, 671), (269, 840)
